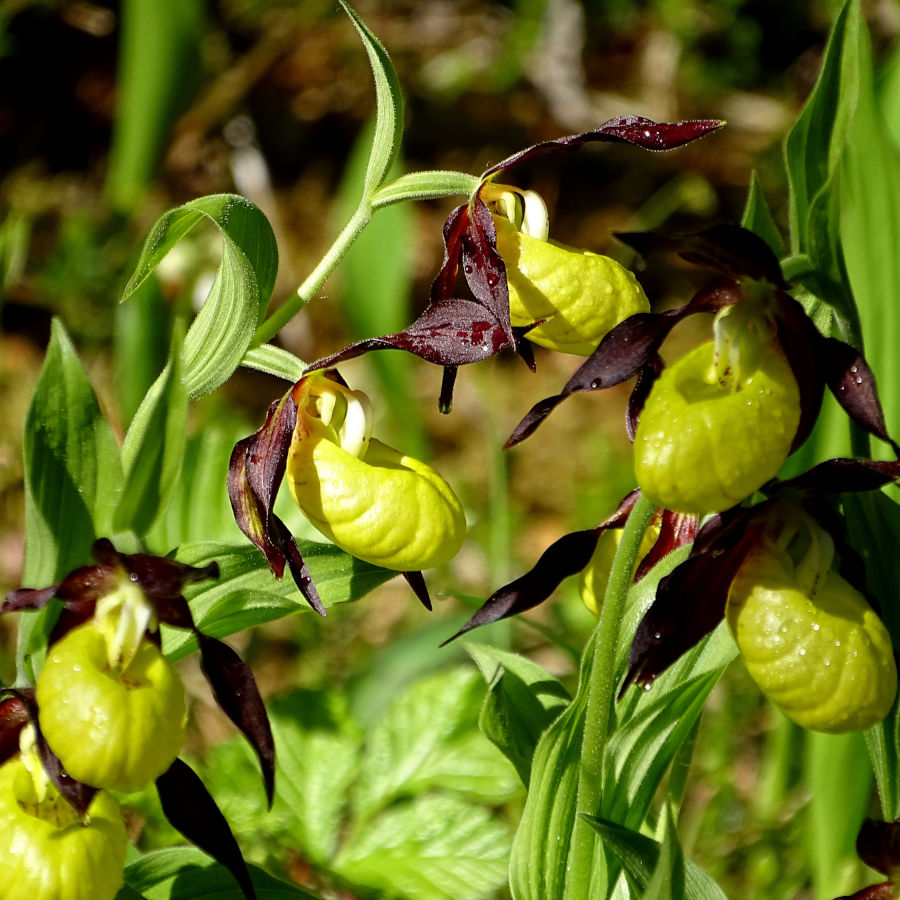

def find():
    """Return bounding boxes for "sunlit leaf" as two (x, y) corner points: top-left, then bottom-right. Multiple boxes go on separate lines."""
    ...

(122, 194), (278, 397)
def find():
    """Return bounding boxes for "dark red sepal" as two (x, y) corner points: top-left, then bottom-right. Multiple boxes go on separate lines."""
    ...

(197, 634), (275, 808)
(834, 884), (896, 900)
(157, 758), (257, 900)
(614, 223), (787, 288)
(403, 571), (432, 611)
(505, 280), (740, 448)
(857, 819), (900, 877)
(481, 116), (725, 179)
(820, 337), (900, 457)
(2, 584), (60, 613)
(774, 458), (900, 495)
(622, 509), (760, 694)
(0, 693), (30, 766)
(443, 492), (641, 644)
(228, 390), (325, 615)
(634, 510), (700, 581)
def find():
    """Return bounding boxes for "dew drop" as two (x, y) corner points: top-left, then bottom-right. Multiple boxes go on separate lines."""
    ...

(812, 623), (820, 631)
(486, 272), (499, 286)
(835, 639), (841, 647)
(590, 379), (600, 389)
(799, 648), (806, 656)
(642, 682), (653, 692)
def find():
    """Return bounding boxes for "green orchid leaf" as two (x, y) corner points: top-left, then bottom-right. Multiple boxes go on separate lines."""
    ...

(338, 0), (403, 198)
(370, 171), (480, 208)
(784, 0), (861, 329)
(351, 667), (520, 823)
(161, 541), (396, 660)
(22, 319), (124, 587)
(122, 193), (278, 397)
(115, 322), (188, 536)
(122, 846), (320, 898)
(741, 170), (786, 259)
(464, 642), (570, 785)
(582, 816), (728, 900)
(644, 806), (686, 900)
(333, 793), (511, 900)
(840, 27), (900, 454)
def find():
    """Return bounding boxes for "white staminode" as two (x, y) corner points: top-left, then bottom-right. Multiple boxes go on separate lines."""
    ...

(483, 182), (550, 241)
(95, 579), (157, 672)
(336, 388), (373, 459)
(19, 725), (51, 803)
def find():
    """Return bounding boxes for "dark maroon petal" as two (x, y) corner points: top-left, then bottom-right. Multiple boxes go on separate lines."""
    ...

(2, 584), (60, 613)
(197, 634), (275, 807)
(634, 510), (700, 581)
(100, 541), (219, 602)
(857, 819), (900, 877)
(833, 884), (896, 900)
(227, 391), (325, 615)
(505, 281), (739, 448)
(773, 293), (827, 451)
(821, 337), (900, 456)
(626, 358), (664, 442)
(402, 571), (432, 611)
(443, 492), (641, 644)
(157, 758), (257, 900)
(439, 366), (458, 414)
(431, 204), (470, 304)
(481, 116), (725, 179)
(0, 694), (30, 766)
(614, 224), (787, 287)
(461, 199), (514, 344)
(777, 458), (900, 495)
(622, 511), (759, 692)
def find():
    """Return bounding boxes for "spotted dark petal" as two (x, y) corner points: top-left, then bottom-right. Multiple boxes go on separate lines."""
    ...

(198, 634), (275, 807)
(623, 509), (760, 693)
(228, 389), (325, 615)
(481, 116), (725, 179)
(157, 758), (257, 900)
(506, 279), (740, 448)
(443, 491), (641, 644)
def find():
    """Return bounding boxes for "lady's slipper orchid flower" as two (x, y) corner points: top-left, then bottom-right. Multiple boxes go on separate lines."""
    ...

(484, 182), (650, 356)
(2, 542), (271, 900)
(0, 719), (127, 900)
(624, 458), (900, 710)
(305, 116), (723, 412)
(508, 225), (900, 515)
(229, 371), (465, 612)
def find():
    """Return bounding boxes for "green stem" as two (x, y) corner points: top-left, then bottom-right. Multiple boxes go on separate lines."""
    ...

(251, 204), (373, 347)
(581, 492), (656, 792)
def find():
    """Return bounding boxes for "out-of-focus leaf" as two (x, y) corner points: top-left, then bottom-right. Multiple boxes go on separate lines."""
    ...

(122, 194), (278, 398)
(115, 323), (188, 536)
(464, 642), (570, 785)
(338, 1), (403, 197)
(122, 846), (320, 899)
(583, 816), (728, 900)
(266, 690), (362, 865)
(784, 0), (861, 328)
(333, 793), (510, 900)
(352, 667), (519, 822)
(161, 542), (395, 660)
(105, 0), (204, 211)
(840, 26), (900, 456)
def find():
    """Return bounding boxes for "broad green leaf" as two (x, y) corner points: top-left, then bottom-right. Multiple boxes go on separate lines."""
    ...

(266, 690), (362, 865)
(122, 847), (320, 899)
(784, 0), (861, 328)
(741, 171), (786, 259)
(843, 490), (900, 818)
(115, 323), (188, 536)
(338, 1), (404, 198)
(162, 541), (396, 660)
(583, 817), (728, 900)
(22, 319), (123, 587)
(371, 171), (480, 207)
(105, 0), (204, 211)
(644, 806), (685, 900)
(122, 194), (278, 398)
(465, 642), (570, 785)
(333, 793), (511, 900)
(352, 667), (520, 823)
(241, 344), (306, 383)
(840, 25), (900, 453)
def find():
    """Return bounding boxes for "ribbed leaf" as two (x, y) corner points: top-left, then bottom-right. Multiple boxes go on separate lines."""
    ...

(122, 194), (278, 397)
